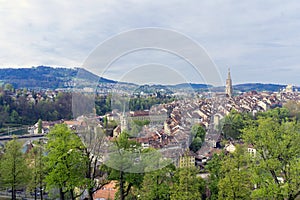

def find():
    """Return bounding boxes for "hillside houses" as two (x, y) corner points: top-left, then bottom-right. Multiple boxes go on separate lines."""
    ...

(24, 90), (300, 170)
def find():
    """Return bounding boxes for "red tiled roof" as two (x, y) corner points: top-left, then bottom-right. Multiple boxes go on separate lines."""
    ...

(93, 181), (117, 200)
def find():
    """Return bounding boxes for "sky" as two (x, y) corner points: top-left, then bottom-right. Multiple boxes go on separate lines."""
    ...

(1, 0), (300, 86)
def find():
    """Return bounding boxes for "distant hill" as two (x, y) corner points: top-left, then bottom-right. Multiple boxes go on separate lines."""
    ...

(0, 66), (297, 92)
(170, 83), (213, 90)
(0, 66), (115, 89)
(134, 84), (173, 94)
(233, 83), (288, 92)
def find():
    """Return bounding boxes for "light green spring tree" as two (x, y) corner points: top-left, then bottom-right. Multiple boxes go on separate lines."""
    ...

(170, 166), (205, 200)
(0, 138), (30, 200)
(139, 161), (176, 200)
(44, 124), (88, 200)
(205, 153), (224, 200)
(218, 145), (252, 200)
(242, 117), (300, 200)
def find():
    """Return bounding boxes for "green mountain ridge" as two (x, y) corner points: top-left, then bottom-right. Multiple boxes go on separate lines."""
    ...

(0, 66), (115, 89)
(0, 66), (296, 92)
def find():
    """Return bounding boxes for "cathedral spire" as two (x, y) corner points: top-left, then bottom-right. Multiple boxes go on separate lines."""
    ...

(225, 68), (233, 97)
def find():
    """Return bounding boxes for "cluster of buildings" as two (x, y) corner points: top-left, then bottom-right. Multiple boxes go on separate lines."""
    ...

(1, 87), (61, 104)
(27, 69), (300, 171)
(109, 69), (300, 169)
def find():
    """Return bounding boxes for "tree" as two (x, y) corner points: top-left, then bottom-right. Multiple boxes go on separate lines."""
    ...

(139, 163), (176, 200)
(105, 131), (144, 200)
(10, 110), (20, 124)
(222, 110), (244, 140)
(256, 107), (289, 124)
(190, 124), (206, 152)
(170, 166), (204, 200)
(206, 153), (224, 200)
(242, 117), (300, 200)
(207, 109), (300, 200)
(191, 124), (206, 141)
(284, 100), (300, 120)
(0, 110), (9, 128)
(27, 139), (46, 200)
(76, 119), (109, 200)
(0, 138), (30, 200)
(129, 120), (142, 137)
(189, 137), (202, 152)
(37, 119), (42, 134)
(218, 145), (252, 200)
(4, 83), (14, 92)
(44, 124), (88, 200)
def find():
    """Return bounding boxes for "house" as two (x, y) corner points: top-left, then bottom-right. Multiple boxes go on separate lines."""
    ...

(30, 120), (62, 134)
(113, 125), (121, 137)
(205, 134), (221, 148)
(93, 181), (117, 200)
(224, 142), (236, 153)
(178, 151), (196, 168)
(64, 120), (83, 130)
(247, 145), (257, 157)
(106, 112), (118, 121)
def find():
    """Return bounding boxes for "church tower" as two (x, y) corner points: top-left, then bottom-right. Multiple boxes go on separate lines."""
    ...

(225, 68), (233, 97)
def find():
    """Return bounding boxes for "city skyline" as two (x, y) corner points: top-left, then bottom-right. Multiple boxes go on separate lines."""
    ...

(1, 1), (300, 86)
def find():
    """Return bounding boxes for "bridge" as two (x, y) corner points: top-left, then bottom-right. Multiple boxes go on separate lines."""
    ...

(0, 133), (47, 147)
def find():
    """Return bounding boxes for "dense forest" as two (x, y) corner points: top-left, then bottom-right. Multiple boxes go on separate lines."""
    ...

(0, 90), (72, 131)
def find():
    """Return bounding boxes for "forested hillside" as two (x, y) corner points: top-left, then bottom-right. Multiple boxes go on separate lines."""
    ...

(0, 66), (77, 89)
(0, 66), (116, 89)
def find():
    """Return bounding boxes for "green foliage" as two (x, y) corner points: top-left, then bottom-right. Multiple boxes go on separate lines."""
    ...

(170, 166), (205, 200)
(37, 119), (42, 134)
(129, 119), (150, 136)
(0, 90), (72, 129)
(44, 124), (88, 199)
(189, 124), (206, 152)
(95, 94), (112, 115)
(129, 96), (175, 111)
(0, 89), (175, 129)
(27, 140), (45, 199)
(106, 131), (144, 200)
(242, 117), (300, 199)
(283, 100), (300, 120)
(222, 110), (253, 140)
(0, 139), (30, 200)
(256, 107), (290, 123)
(107, 120), (118, 129)
(189, 137), (202, 152)
(205, 153), (224, 200)
(4, 83), (14, 92)
(139, 164), (176, 200)
(0, 66), (78, 89)
(132, 119), (150, 127)
(207, 108), (300, 200)
(191, 124), (206, 139)
(218, 145), (252, 200)
(10, 110), (20, 123)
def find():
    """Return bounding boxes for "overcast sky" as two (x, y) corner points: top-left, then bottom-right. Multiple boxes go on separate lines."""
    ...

(1, 0), (300, 86)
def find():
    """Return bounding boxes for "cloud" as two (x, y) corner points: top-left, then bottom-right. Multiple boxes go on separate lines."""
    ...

(0, 0), (300, 85)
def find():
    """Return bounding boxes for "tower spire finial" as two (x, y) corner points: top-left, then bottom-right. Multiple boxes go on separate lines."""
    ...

(226, 67), (233, 97)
